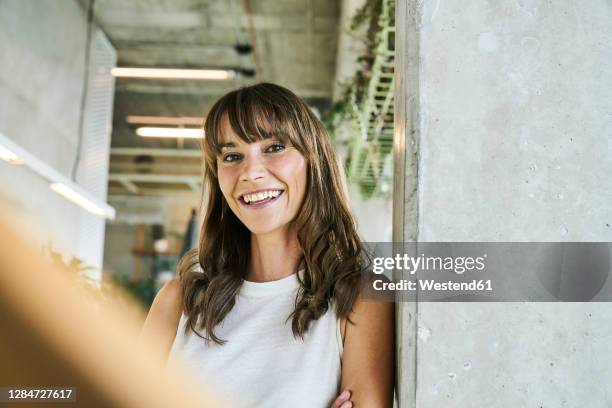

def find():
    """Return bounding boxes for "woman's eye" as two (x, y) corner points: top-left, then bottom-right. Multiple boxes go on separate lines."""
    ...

(222, 153), (241, 162)
(266, 143), (285, 153)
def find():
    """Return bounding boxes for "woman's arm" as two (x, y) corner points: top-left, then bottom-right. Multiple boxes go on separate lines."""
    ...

(340, 298), (395, 407)
(140, 277), (183, 362)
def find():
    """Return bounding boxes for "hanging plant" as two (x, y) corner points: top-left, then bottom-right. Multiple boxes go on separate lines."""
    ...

(45, 245), (156, 309)
(46, 245), (98, 288)
(325, 0), (394, 199)
(324, 0), (382, 137)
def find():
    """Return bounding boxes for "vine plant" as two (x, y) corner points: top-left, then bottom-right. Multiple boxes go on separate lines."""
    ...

(323, 0), (393, 199)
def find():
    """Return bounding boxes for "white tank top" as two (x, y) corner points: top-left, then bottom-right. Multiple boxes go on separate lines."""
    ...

(168, 272), (343, 408)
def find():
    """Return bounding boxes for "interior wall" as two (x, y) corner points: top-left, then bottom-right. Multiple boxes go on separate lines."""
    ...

(0, 0), (115, 271)
(103, 223), (137, 279)
(349, 189), (393, 242)
(103, 195), (199, 279)
(396, 0), (612, 406)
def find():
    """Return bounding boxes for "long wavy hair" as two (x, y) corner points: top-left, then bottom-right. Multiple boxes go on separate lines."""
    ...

(178, 83), (366, 344)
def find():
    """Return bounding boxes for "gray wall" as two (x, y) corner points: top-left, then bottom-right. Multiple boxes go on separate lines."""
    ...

(0, 1), (115, 271)
(396, 0), (612, 406)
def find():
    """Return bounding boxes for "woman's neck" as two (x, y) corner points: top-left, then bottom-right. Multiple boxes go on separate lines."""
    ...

(247, 226), (303, 282)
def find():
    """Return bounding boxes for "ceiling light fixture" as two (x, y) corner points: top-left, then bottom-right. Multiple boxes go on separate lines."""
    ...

(234, 43), (253, 55)
(0, 132), (115, 219)
(126, 116), (204, 126)
(0, 145), (23, 165)
(50, 183), (108, 218)
(111, 67), (235, 80)
(136, 127), (204, 139)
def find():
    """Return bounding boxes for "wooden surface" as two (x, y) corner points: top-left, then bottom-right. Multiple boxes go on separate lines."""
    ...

(0, 211), (221, 408)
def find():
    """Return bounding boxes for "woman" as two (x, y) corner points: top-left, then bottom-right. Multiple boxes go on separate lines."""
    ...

(142, 83), (394, 407)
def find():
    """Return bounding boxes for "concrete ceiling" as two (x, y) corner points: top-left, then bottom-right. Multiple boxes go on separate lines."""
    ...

(87, 0), (341, 210)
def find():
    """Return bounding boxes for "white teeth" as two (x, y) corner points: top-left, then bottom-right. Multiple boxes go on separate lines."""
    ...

(242, 190), (282, 204)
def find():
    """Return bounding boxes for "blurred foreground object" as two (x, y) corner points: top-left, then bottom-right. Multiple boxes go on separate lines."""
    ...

(0, 210), (219, 407)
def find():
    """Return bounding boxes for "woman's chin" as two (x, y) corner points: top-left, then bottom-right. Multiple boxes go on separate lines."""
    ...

(244, 222), (287, 237)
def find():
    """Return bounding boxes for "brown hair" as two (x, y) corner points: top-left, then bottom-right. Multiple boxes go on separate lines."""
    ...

(179, 83), (366, 344)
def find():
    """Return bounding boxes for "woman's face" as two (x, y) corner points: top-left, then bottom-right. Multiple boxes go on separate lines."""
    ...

(216, 117), (308, 236)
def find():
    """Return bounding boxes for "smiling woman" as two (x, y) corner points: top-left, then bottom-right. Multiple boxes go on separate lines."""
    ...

(142, 83), (394, 408)
(216, 117), (307, 237)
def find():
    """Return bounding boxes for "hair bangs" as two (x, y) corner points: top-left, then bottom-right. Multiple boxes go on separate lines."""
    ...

(204, 86), (292, 160)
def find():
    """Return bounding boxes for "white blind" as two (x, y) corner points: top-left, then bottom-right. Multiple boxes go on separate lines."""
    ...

(76, 28), (116, 274)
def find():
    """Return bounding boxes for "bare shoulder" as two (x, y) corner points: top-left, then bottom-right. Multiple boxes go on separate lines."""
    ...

(158, 277), (182, 304)
(141, 277), (183, 361)
(145, 277), (183, 331)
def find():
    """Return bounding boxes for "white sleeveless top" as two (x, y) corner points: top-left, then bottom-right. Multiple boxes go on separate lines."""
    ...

(168, 272), (343, 408)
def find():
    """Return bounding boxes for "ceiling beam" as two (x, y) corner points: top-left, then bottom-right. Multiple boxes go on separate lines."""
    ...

(187, 180), (201, 192)
(125, 116), (204, 126)
(110, 148), (201, 158)
(113, 43), (236, 53)
(108, 191), (200, 200)
(109, 173), (202, 185)
(114, 81), (331, 98)
(116, 178), (140, 194)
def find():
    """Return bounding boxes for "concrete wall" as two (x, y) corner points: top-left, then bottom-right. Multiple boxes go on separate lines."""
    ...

(0, 1), (115, 271)
(333, 0), (367, 100)
(397, 0), (612, 406)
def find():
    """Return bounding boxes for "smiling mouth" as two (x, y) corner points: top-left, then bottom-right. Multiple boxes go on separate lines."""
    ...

(239, 189), (285, 206)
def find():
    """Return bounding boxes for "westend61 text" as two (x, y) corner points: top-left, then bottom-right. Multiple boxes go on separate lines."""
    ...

(373, 279), (493, 292)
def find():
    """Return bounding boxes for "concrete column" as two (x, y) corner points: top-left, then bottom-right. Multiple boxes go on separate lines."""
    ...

(395, 0), (612, 406)
(393, 0), (420, 405)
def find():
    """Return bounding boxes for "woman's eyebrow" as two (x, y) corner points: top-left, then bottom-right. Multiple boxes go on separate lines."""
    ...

(219, 142), (236, 150)
(219, 138), (283, 151)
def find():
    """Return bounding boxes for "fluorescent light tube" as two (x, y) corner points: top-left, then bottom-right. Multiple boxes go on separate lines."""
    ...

(0, 145), (23, 164)
(126, 116), (204, 126)
(50, 183), (108, 218)
(111, 67), (235, 80)
(136, 127), (204, 139)
(0, 132), (115, 219)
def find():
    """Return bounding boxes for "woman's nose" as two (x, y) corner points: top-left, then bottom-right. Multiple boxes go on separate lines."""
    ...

(240, 153), (266, 181)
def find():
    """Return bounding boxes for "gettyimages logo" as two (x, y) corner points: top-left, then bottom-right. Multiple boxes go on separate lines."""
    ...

(371, 252), (487, 275)
(362, 242), (612, 302)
